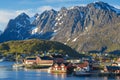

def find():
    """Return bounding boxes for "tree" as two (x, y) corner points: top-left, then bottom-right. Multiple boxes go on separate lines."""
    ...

(0, 43), (10, 51)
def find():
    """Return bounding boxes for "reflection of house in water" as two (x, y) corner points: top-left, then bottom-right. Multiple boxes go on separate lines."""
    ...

(24, 56), (53, 66)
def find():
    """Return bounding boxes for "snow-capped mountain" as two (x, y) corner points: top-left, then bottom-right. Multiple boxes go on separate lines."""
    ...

(0, 13), (33, 42)
(0, 1), (120, 52)
(91, 1), (120, 14)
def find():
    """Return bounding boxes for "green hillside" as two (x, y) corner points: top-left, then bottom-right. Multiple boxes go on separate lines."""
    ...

(0, 39), (79, 57)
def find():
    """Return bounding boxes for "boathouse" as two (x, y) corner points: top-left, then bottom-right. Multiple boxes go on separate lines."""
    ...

(24, 56), (53, 66)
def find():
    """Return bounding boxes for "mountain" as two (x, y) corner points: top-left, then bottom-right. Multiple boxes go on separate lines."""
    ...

(0, 39), (79, 57)
(0, 13), (33, 42)
(0, 30), (2, 35)
(0, 1), (120, 52)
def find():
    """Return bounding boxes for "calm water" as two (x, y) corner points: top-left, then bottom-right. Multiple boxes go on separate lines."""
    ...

(0, 61), (119, 80)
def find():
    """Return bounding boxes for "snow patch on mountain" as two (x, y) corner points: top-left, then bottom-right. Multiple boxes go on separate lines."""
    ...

(80, 12), (84, 18)
(72, 37), (78, 42)
(67, 38), (70, 42)
(31, 27), (39, 34)
(30, 16), (36, 24)
(68, 6), (76, 10)
(54, 28), (61, 32)
(54, 29), (58, 32)
(40, 30), (43, 34)
(16, 22), (23, 28)
(112, 7), (120, 14)
(93, 1), (120, 14)
(55, 22), (58, 26)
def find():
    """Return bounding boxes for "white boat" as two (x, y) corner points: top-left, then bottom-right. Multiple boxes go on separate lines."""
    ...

(12, 53), (24, 68)
(0, 57), (6, 62)
(74, 66), (91, 76)
(12, 63), (24, 68)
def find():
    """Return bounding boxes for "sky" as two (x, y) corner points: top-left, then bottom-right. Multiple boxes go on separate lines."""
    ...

(0, 0), (120, 31)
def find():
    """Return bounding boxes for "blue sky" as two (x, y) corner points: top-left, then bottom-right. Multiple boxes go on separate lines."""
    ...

(0, 0), (120, 31)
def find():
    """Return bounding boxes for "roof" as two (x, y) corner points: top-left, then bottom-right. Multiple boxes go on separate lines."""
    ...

(40, 56), (53, 60)
(26, 58), (36, 60)
(52, 62), (70, 66)
(52, 55), (63, 58)
(106, 66), (120, 70)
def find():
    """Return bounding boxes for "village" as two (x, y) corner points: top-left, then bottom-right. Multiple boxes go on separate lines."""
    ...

(10, 52), (120, 77)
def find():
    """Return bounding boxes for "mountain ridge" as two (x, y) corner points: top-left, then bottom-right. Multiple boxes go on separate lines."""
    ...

(0, 1), (120, 53)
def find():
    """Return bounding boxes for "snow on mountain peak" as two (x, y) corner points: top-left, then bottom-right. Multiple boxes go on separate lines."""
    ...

(90, 1), (120, 14)
(111, 7), (120, 14)
(31, 27), (39, 35)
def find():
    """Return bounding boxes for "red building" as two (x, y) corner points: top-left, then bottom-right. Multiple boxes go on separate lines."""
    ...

(48, 63), (67, 73)
(24, 56), (53, 66)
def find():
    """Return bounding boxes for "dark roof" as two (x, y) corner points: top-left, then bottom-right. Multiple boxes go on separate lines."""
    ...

(52, 62), (70, 66)
(26, 58), (36, 60)
(52, 55), (63, 58)
(40, 56), (53, 60)
(106, 66), (120, 70)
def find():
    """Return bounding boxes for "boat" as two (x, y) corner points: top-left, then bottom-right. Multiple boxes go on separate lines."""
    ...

(105, 66), (120, 76)
(74, 67), (91, 76)
(73, 60), (92, 76)
(0, 57), (6, 62)
(12, 63), (24, 68)
(12, 53), (24, 68)
(73, 63), (91, 76)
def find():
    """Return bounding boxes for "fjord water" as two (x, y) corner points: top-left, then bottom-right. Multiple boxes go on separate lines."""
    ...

(0, 62), (119, 80)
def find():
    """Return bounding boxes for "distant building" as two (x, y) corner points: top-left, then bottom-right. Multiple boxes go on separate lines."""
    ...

(48, 63), (67, 73)
(24, 57), (37, 64)
(24, 56), (53, 66)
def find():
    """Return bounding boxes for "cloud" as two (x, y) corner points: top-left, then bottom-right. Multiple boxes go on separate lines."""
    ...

(37, 6), (54, 12)
(113, 5), (120, 9)
(0, 10), (16, 31)
(37, 6), (60, 13)
(0, 10), (15, 23)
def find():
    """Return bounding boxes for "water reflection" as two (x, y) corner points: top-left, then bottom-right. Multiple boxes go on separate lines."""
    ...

(116, 76), (120, 80)
(103, 76), (120, 80)
(0, 67), (8, 78)
(51, 73), (66, 79)
(0, 61), (120, 80)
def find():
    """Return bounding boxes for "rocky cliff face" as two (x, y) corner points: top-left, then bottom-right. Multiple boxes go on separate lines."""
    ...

(0, 30), (2, 35)
(0, 1), (120, 52)
(50, 1), (120, 52)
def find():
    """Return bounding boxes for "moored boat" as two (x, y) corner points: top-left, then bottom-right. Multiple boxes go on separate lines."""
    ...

(0, 57), (6, 62)
(73, 60), (91, 76)
(73, 66), (91, 76)
(12, 53), (24, 68)
(12, 63), (24, 68)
